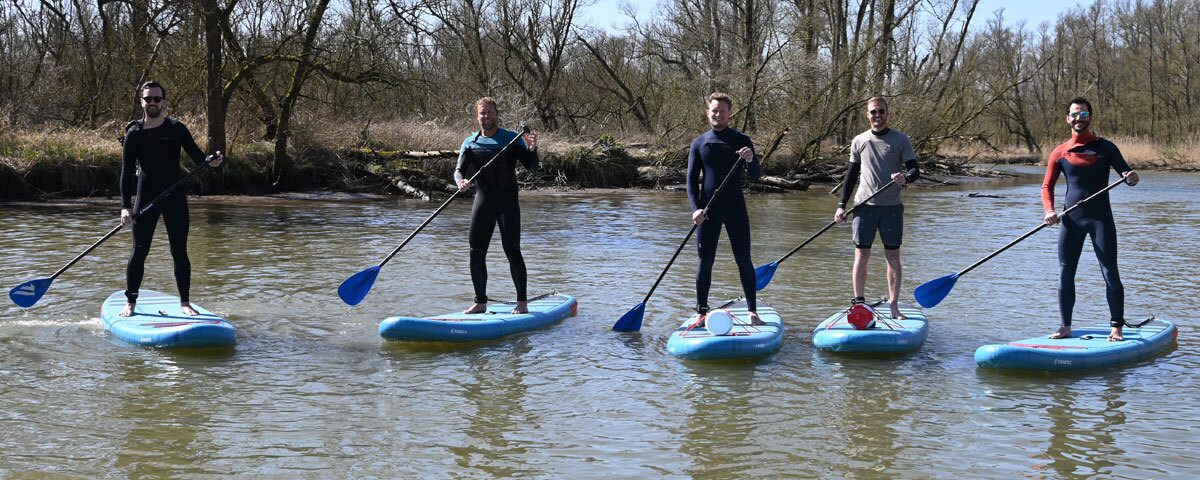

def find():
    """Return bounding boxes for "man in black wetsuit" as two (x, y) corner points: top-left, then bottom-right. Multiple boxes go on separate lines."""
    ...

(455, 97), (539, 314)
(119, 80), (223, 317)
(1042, 97), (1139, 341)
(688, 92), (765, 326)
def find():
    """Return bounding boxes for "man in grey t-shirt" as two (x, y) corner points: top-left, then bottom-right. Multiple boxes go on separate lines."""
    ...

(833, 96), (920, 319)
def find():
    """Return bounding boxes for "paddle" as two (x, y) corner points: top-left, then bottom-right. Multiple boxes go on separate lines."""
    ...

(914, 176), (1130, 308)
(338, 126), (531, 306)
(612, 155), (749, 332)
(754, 179), (898, 290)
(9, 156), (216, 308)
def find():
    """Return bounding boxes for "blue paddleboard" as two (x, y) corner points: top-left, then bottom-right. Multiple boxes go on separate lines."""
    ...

(812, 303), (928, 353)
(379, 294), (577, 342)
(666, 300), (783, 360)
(975, 319), (1177, 371)
(100, 290), (236, 348)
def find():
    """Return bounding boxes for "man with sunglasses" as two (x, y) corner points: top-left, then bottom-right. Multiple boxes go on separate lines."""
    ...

(834, 96), (919, 320)
(118, 80), (223, 317)
(1042, 97), (1139, 341)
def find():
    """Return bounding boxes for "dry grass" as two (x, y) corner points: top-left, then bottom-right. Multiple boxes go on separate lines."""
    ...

(1108, 135), (1200, 170)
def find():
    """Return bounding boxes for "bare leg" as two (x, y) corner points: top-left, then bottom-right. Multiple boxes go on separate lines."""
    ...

(511, 301), (528, 314)
(853, 248), (871, 300)
(181, 303), (199, 316)
(1107, 326), (1124, 342)
(1049, 325), (1071, 339)
(463, 303), (488, 314)
(884, 248), (906, 319)
(119, 302), (136, 317)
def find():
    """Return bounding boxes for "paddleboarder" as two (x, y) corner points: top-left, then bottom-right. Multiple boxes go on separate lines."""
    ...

(1042, 97), (1139, 342)
(119, 80), (223, 317)
(455, 97), (539, 315)
(834, 96), (919, 320)
(688, 92), (765, 326)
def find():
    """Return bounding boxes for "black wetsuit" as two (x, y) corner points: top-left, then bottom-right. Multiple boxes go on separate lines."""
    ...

(120, 118), (209, 303)
(454, 129), (538, 303)
(686, 127), (763, 314)
(1041, 131), (1132, 327)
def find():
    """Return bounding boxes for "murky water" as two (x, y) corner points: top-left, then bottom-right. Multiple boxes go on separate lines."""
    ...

(2, 171), (1197, 478)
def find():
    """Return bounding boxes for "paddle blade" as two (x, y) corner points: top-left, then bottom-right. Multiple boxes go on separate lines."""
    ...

(10, 278), (53, 308)
(338, 266), (381, 306)
(914, 273), (959, 308)
(754, 261), (779, 291)
(612, 302), (646, 332)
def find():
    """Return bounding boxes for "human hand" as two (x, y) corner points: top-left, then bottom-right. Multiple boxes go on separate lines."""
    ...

(692, 209), (708, 225)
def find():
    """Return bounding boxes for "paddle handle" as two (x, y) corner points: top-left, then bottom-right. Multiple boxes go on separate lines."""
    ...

(776, 179), (897, 264)
(640, 156), (748, 304)
(376, 126), (530, 268)
(47, 158), (214, 281)
(956, 176), (1128, 277)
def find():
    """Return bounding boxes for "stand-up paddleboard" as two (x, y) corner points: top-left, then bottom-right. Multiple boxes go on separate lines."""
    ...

(666, 300), (783, 360)
(379, 294), (577, 342)
(100, 290), (236, 348)
(975, 319), (1176, 371)
(812, 303), (928, 353)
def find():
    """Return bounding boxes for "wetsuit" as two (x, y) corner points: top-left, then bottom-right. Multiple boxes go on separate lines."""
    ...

(686, 127), (763, 314)
(454, 128), (538, 303)
(1041, 131), (1132, 327)
(120, 117), (209, 304)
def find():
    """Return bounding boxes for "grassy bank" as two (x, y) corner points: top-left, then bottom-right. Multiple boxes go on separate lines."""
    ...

(2, 118), (1195, 202)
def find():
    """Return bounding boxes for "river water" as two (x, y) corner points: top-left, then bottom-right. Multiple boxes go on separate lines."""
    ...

(2, 170), (1197, 478)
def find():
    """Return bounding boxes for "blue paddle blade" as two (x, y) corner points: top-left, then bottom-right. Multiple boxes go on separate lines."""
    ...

(754, 261), (778, 291)
(10, 278), (53, 308)
(914, 273), (959, 308)
(338, 266), (381, 306)
(612, 302), (646, 332)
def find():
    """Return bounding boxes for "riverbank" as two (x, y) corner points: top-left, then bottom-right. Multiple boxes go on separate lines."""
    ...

(2, 122), (1192, 202)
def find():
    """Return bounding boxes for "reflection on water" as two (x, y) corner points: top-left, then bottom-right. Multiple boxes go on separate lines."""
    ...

(2, 172), (1198, 477)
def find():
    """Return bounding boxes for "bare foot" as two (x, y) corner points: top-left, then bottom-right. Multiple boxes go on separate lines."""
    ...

(1107, 327), (1124, 342)
(511, 301), (529, 314)
(181, 303), (199, 316)
(690, 313), (708, 328)
(889, 301), (908, 319)
(1048, 325), (1071, 339)
(463, 303), (488, 314)
(118, 303), (136, 317)
(748, 311), (766, 326)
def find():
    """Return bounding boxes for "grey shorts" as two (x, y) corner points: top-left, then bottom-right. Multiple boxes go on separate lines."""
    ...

(852, 204), (904, 249)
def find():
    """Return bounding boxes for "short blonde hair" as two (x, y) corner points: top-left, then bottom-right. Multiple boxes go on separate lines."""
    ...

(706, 92), (733, 109)
(475, 96), (498, 112)
(866, 96), (888, 109)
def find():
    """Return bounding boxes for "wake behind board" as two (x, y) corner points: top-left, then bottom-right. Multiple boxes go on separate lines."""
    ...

(975, 319), (1177, 372)
(812, 303), (928, 353)
(379, 294), (577, 342)
(666, 300), (783, 360)
(100, 290), (236, 348)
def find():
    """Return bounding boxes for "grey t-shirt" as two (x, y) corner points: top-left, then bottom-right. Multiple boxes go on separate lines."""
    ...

(849, 128), (916, 206)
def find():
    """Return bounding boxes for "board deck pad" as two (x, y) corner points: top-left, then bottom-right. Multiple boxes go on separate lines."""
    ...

(975, 319), (1177, 371)
(666, 299), (783, 360)
(379, 294), (577, 342)
(812, 303), (928, 353)
(100, 290), (236, 348)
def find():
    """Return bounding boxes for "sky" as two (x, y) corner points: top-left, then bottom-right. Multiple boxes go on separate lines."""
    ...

(580, 0), (1093, 34)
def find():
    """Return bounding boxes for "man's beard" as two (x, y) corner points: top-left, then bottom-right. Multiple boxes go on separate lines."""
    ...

(144, 105), (163, 119)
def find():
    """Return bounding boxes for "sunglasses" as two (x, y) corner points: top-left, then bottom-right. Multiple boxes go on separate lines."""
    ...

(142, 96), (164, 103)
(869, 109), (887, 115)
(1069, 111), (1090, 119)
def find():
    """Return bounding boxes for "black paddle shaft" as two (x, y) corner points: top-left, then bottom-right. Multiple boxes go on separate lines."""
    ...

(45, 158), (215, 281)
(639, 156), (748, 304)
(955, 176), (1128, 277)
(376, 126), (530, 268)
(775, 179), (898, 264)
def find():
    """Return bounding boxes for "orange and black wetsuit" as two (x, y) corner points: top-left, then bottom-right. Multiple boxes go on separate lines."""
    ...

(1041, 131), (1132, 328)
